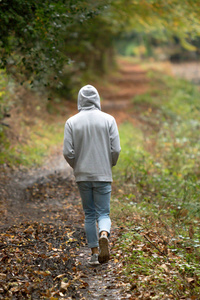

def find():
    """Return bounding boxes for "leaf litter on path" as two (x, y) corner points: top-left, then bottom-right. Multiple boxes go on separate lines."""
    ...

(0, 59), (152, 299)
(0, 154), (130, 299)
(2, 58), (196, 299)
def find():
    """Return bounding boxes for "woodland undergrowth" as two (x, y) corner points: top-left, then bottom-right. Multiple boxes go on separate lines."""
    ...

(1, 61), (200, 299)
(112, 70), (200, 299)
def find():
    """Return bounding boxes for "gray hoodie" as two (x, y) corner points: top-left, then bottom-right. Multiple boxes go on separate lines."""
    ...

(63, 85), (121, 182)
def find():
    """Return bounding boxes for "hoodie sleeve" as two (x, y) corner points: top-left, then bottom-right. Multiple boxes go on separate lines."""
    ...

(63, 121), (75, 168)
(110, 118), (121, 166)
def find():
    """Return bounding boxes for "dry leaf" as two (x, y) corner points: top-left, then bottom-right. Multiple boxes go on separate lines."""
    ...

(160, 264), (169, 273)
(0, 273), (6, 279)
(186, 277), (195, 284)
(60, 280), (71, 292)
(54, 274), (66, 280)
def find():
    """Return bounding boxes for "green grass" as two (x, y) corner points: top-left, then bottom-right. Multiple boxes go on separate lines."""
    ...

(0, 70), (13, 125)
(0, 67), (67, 168)
(112, 72), (200, 299)
(0, 121), (64, 167)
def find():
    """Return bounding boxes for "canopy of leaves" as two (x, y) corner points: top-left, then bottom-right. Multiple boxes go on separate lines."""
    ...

(0, 0), (110, 85)
(0, 0), (200, 85)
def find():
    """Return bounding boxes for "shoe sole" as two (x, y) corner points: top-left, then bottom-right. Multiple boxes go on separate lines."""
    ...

(99, 236), (110, 263)
(88, 261), (100, 266)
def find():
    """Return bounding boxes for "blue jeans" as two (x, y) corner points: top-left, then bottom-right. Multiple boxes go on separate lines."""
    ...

(77, 181), (112, 248)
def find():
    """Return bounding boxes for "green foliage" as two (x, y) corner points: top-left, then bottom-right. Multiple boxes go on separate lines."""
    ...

(111, 0), (200, 39)
(113, 1), (200, 62)
(0, 0), (110, 86)
(115, 31), (200, 62)
(114, 228), (200, 298)
(54, 14), (116, 97)
(112, 72), (200, 298)
(0, 120), (64, 167)
(1, 0), (200, 87)
(114, 73), (200, 216)
(0, 70), (13, 133)
(114, 122), (147, 182)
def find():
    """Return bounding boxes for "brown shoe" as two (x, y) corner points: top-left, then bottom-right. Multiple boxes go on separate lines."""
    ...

(98, 235), (110, 263)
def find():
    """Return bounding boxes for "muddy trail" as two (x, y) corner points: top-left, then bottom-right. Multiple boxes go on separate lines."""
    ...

(0, 60), (148, 299)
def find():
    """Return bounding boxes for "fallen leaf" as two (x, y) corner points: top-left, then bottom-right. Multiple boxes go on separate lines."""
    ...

(160, 264), (169, 273)
(186, 277), (195, 284)
(60, 280), (71, 292)
(54, 274), (66, 280)
(0, 273), (6, 279)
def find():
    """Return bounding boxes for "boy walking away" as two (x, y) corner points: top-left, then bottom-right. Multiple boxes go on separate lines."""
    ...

(63, 85), (121, 265)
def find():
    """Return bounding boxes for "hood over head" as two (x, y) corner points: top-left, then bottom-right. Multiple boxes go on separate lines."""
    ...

(78, 85), (101, 112)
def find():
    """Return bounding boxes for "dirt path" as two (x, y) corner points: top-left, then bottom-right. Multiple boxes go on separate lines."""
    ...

(100, 58), (149, 124)
(0, 155), (130, 299)
(0, 59), (149, 299)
